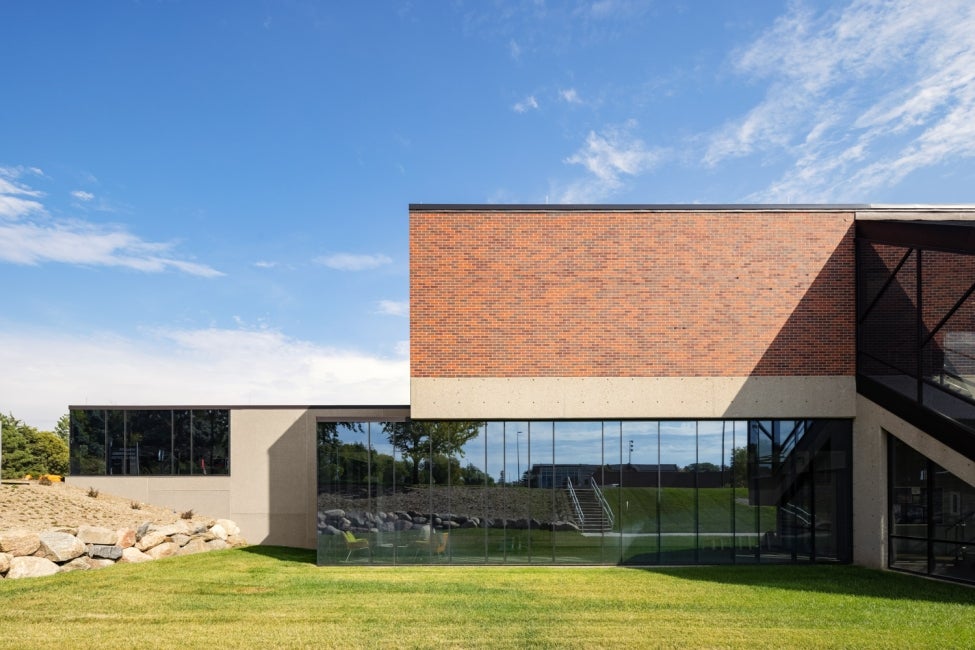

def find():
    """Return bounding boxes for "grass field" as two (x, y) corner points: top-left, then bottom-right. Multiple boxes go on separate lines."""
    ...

(2, 546), (974, 648)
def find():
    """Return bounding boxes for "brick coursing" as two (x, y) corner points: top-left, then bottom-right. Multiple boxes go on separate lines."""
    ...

(410, 210), (855, 378)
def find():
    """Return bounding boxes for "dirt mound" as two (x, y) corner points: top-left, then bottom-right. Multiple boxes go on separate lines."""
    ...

(0, 481), (207, 532)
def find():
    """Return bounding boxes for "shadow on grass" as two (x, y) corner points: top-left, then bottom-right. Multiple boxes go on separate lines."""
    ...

(238, 545), (317, 564)
(632, 565), (975, 604)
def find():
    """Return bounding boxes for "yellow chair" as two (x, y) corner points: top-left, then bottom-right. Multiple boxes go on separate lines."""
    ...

(343, 530), (370, 562)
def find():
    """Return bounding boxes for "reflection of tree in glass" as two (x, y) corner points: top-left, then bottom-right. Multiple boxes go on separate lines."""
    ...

(729, 446), (747, 488)
(383, 421), (482, 485)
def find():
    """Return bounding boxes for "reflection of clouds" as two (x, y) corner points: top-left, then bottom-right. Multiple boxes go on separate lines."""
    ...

(346, 420), (750, 481)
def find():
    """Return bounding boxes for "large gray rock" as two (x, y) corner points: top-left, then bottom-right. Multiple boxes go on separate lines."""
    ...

(120, 547), (153, 563)
(153, 522), (190, 537)
(6, 556), (59, 579)
(38, 531), (86, 562)
(0, 551), (11, 573)
(76, 525), (117, 545)
(146, 542), (179, 560)
(87, 544), (123, 560)
(0, 529), (41, 557)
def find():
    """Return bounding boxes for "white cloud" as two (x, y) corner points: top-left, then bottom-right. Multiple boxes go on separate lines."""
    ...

(71, 190), (95, 201)
(559, 88), (582, 104)
(254, 260), (278, 269)
(376, 300), (409, 317)
(509, 38), (522, 60)
(0, 326), (409, 431)
(560, 120), (664, 202)
(513, 95), (539, 113)
(0, 219), (223, 277)
(315, 252), (392, 271)
(706, 0), (975, 202)
(0, 168), (222, 276)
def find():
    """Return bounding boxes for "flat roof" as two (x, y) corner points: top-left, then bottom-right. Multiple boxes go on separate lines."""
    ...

(410, 203), (975, 213)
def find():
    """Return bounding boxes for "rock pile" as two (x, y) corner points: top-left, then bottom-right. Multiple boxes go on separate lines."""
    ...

(318, 508), (581, 536)
(0, 519), (246, 580)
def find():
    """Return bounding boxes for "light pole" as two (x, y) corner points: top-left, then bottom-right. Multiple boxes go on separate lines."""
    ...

(516, 430), (522, 486)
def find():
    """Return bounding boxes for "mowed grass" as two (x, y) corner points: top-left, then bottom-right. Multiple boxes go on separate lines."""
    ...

(2, 547), (974, 649)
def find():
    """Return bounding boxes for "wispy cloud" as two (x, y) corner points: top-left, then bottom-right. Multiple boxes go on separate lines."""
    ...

(376, 300), (409, 317)
(513, 95), (539, 113)
(0, 326), (409, 430)
(254, 260), (278, 269)
(559, 88), (582, 104)
(0, 166), (222, 277)
(71, 190), (95, 202)
(559, 120), (665, 202)
(315, 252), (392, 271)
(705, 0), (975, 201)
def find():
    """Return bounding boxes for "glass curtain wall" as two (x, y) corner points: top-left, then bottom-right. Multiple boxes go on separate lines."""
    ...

(889, 435), (975, 584)
(317, 418), (852, 566)
(69, 408), (230, 476)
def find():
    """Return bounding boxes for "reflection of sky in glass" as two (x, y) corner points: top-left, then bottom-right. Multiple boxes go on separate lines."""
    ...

(331, 420), (753, 482)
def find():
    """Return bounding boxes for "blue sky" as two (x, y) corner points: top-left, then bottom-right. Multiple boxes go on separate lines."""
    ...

(3, 1), (975, 430)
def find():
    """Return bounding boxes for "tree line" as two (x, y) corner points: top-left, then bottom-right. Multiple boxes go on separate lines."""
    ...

(0, 412), (70, 479)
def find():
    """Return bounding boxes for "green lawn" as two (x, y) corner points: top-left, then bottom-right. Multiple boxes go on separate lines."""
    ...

(2, 546), (974, 648)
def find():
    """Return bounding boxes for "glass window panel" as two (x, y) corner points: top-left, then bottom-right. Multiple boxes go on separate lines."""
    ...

(106, 410), (127, 475)
(173, 410), (193, 475)
(126, 410), (173, 476)
(527, 421), (555, 563)
(449, 422), (489, 564)
(889, 537), (929, 575)
(69, 409), (107, 476)
(659, 421), (697, 564)
(317, 422), (371, 564)
(191, 410), (229, 475)
(889, 437), (929, 540)
(370, 422), (401, 564)
(932, 542), (975, 583)
(697, 421), (734, 564)
(619, 421), (659, 565)
(553, 421), (606, 564)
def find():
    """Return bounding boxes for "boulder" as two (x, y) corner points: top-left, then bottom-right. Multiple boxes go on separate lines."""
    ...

(87, 544), (123, 560)
(0, 551), (11, 573)
(153, 522), (190, 537)
(209, 524), (228, 541)
(226, 535), (247, 548)
(38, 531), (86, 562)
(0, 529), (41, 556)
(215, 519), (240, 536)
(136, 531), (169, 551)
(89, 558), (116, 569)
(146, 542), (179, 560)
(205, 539), (230, 551)
(322, 508), (345, 518)
(116, 528), (137, 549)
(176, 538), (208, 555)
(120, 547), (153, 563)
(6, 556), (59, 579)
(76, 525), (117, 545)
(172, 534), (191, 547)
(136, 522), (151, 540)
(60, 557), (93, 572)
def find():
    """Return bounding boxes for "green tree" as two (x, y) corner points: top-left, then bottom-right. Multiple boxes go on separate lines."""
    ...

(384, 421), (483, 485)
(729, 446), (748, 488)
(54, 413), (70, 443)
(1, 413), (69, 478)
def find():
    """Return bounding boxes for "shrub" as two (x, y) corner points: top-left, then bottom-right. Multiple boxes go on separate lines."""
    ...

(87, 487), (99, 498)
(181, 509), (194, 520)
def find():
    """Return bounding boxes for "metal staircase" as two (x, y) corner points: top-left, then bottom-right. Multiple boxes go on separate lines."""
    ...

(566, 478), (614, 533)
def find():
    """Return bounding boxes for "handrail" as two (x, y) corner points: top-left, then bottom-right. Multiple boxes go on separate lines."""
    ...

(589, 477), (615, 530)
(566, 478), (584, 526)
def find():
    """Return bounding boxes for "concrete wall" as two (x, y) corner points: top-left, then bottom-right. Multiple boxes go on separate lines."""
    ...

(853, 394), (975, 569)
(411, 376), (856, 419)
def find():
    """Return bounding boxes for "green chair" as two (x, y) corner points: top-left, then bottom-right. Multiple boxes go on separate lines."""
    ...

(343, 530), (370, 562)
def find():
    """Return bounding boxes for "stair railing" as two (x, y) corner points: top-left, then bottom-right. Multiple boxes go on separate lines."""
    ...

(589, 476), (615, 530)
(566, 478), (585, 526)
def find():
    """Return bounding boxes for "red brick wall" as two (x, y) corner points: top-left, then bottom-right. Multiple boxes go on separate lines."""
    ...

(410, 209), (855, 378)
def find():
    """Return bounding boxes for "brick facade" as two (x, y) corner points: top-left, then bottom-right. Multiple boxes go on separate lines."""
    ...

(410, 208), (855, 378)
